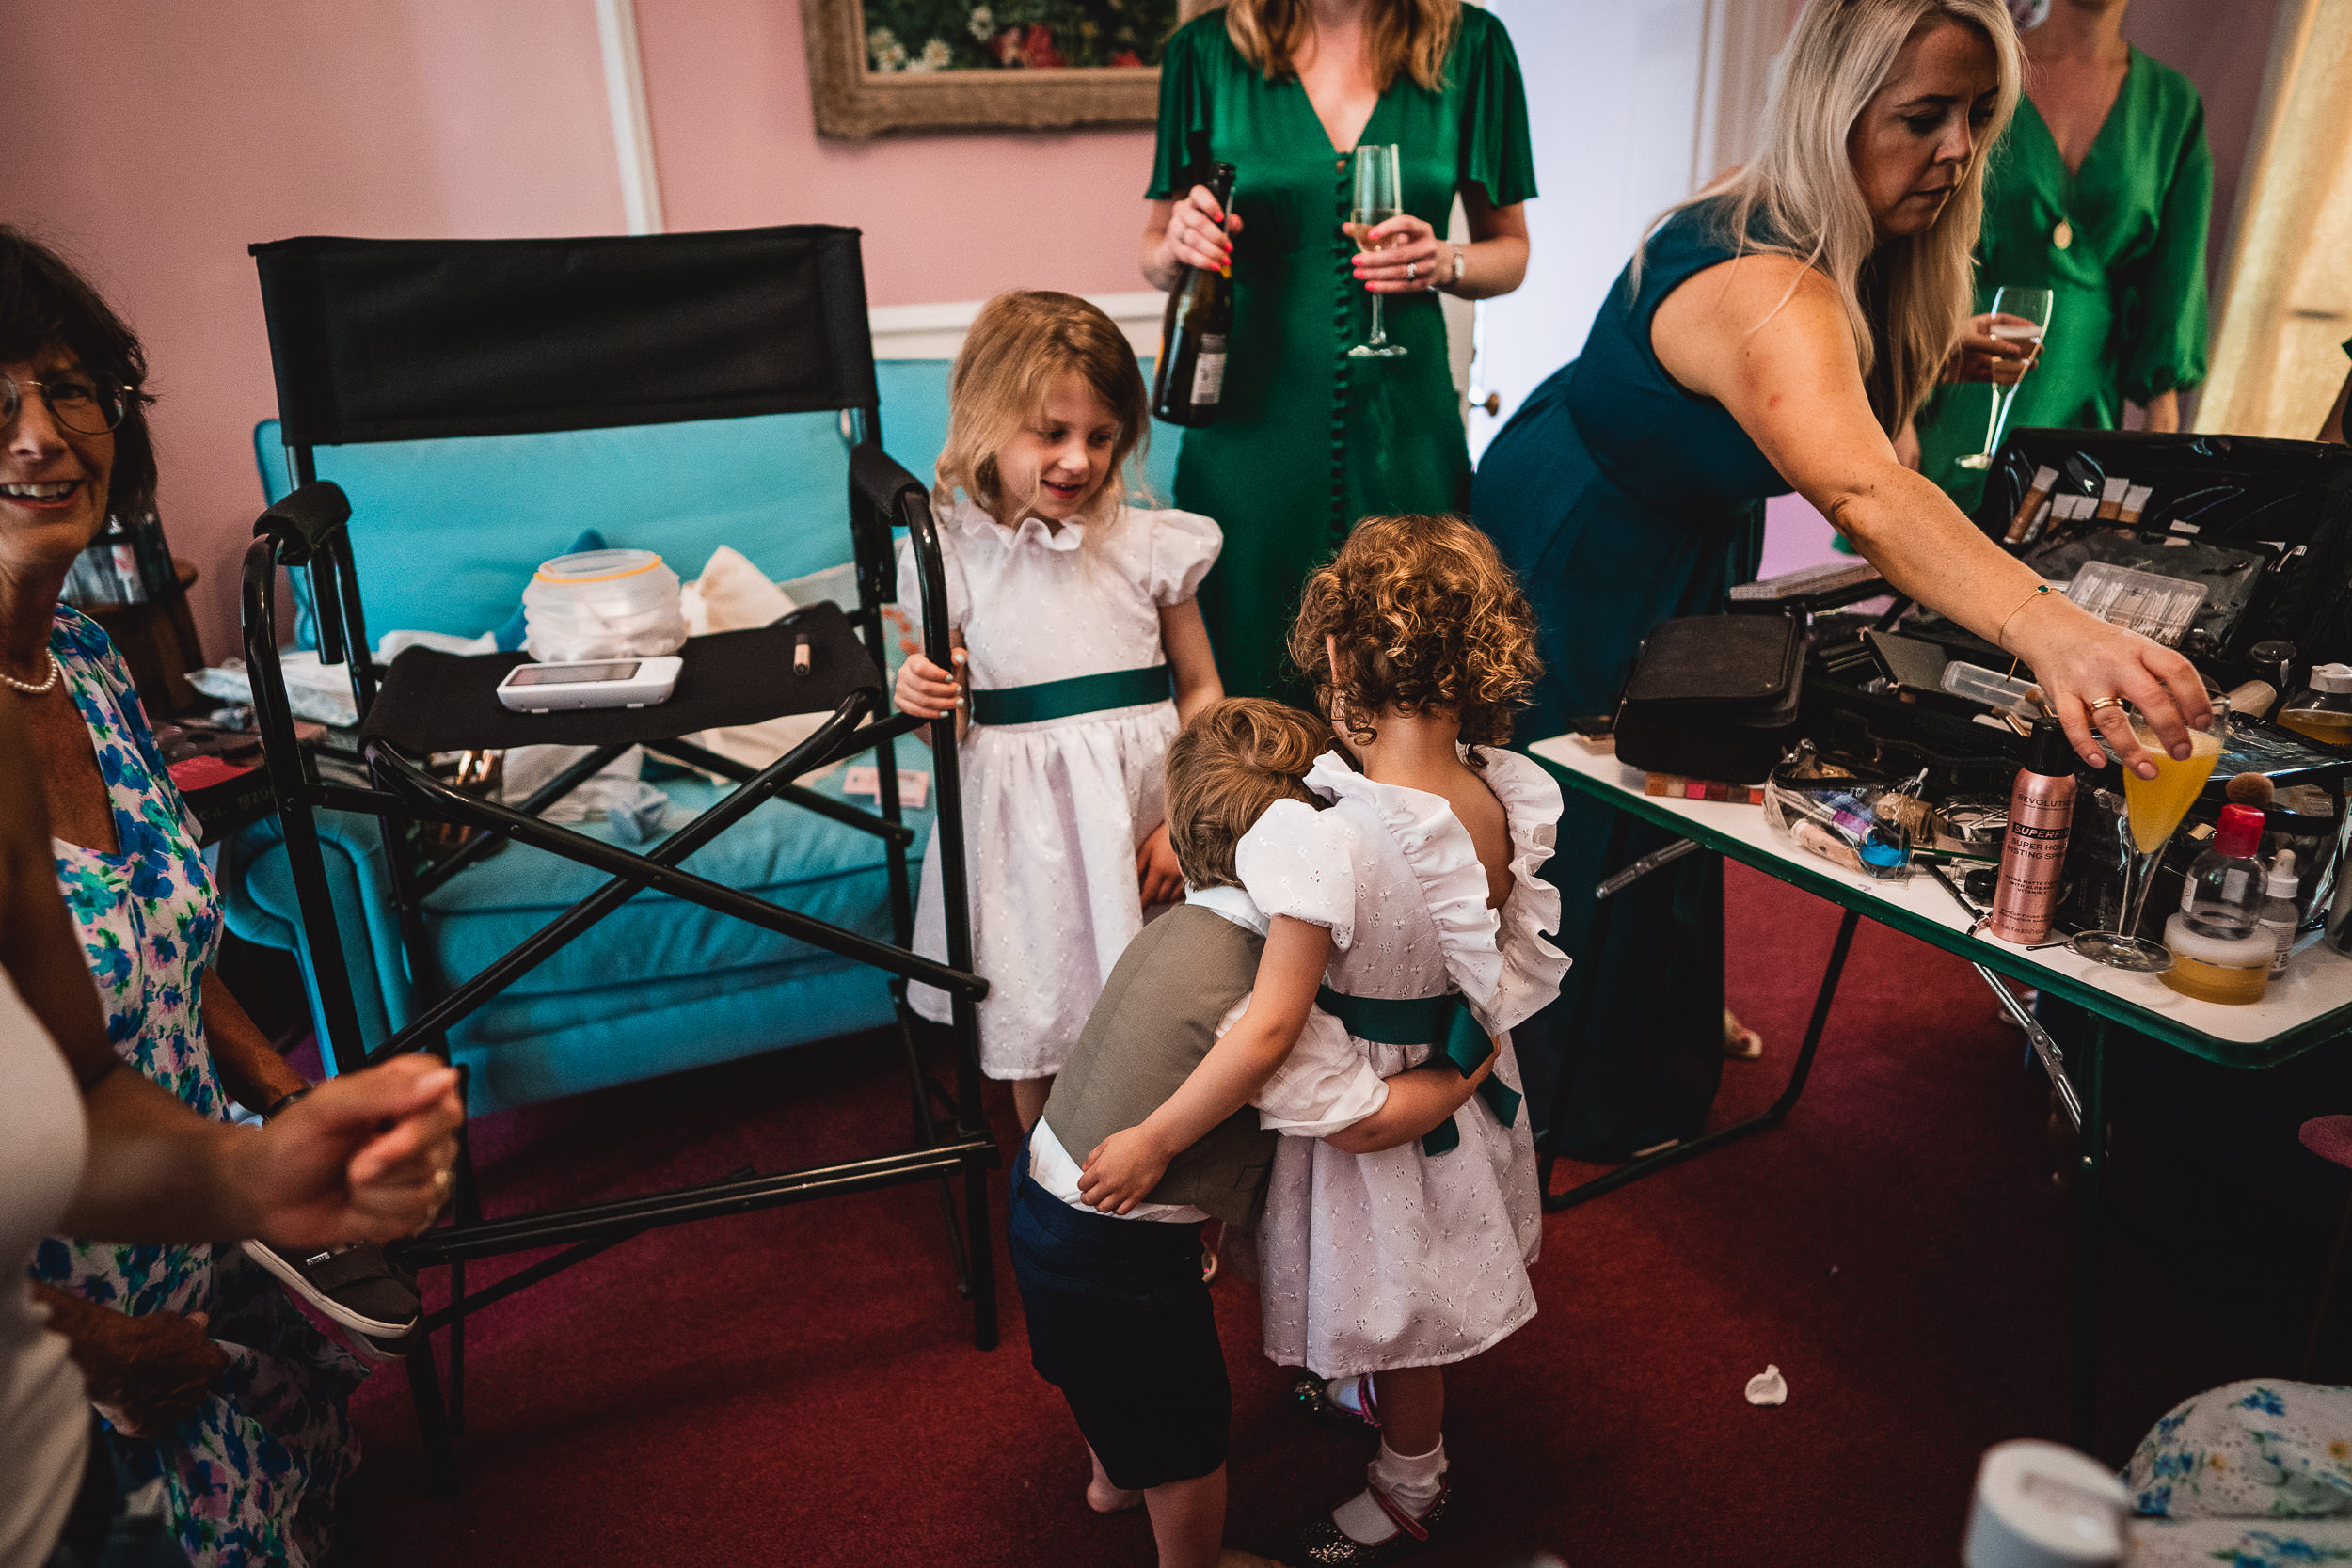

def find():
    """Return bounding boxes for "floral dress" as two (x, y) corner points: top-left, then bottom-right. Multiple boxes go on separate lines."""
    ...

(29, 607), (364, 1568)
(2122, 1380), (2352, 1566)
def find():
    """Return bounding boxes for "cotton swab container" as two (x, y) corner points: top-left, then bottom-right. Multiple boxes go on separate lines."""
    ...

(521, 549), (685, 662)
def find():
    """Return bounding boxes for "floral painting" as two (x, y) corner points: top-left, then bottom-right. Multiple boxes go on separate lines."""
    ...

(801, 0), (1184, 136)
(861, 1), (1176, 72)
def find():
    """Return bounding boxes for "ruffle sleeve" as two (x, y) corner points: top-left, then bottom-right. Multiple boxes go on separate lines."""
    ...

(1304, 752), (1503, 1012)
(893, 511), (970, 636)
(1235, 797), (1357, 949)
(1143, 507), (1223, 606)
(1253, 1002), (1389, 1137)
(1455, 8), (1538, 209)
(1145, 18), (1217, 201)
(1470, 747), (1572, 1034)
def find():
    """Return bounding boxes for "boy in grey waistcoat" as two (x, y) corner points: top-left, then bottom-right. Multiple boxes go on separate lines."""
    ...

(1010, 699), (1496, 1568)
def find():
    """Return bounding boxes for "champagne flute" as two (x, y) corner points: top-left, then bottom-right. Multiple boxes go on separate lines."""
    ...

(1347, 144), (1407, 359)
(1957, 285), (2053, 470)
(2068, 715), (2224, 972)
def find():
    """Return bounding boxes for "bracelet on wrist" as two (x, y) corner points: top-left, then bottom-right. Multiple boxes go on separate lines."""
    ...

(263, 1086), (312, 1120)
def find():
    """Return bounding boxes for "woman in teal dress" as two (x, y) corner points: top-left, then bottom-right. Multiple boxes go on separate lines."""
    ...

(1141, 0), (1534, 698)
(1471, 0), (2212, 1166)
(1915, 1), (2213, 510)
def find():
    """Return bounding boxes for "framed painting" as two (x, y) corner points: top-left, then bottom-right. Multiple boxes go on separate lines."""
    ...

(801, 0), (1200, 138)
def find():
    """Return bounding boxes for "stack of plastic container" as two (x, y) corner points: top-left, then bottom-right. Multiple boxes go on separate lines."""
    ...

(521, 549), (685, 663)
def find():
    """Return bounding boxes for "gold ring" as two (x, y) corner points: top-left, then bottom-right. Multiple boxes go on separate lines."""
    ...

(2086, 696), (2125, 714)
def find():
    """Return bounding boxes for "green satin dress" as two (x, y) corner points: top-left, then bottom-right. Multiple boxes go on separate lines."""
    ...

(1917, 48), (2213, 512)
(1147, 9), (1536, 697)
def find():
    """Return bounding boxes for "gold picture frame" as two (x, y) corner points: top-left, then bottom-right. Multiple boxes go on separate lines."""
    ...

(802, 0), (1197, 139)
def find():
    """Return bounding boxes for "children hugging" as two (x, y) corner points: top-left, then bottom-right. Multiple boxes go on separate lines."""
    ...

(894, 293), (1566, 1566)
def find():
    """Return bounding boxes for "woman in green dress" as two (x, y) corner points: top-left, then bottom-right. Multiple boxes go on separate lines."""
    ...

(1140, 0), (1534, 699)
(1915, 0), (2212, 509)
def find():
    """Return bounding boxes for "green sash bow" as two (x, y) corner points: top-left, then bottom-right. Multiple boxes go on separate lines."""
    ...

(1313, 986), (1523, 1155)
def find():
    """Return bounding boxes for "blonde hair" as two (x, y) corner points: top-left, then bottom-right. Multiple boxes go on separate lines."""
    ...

(933, 290), (1151, 527)
(1212, 0), (1459, 94)
(1164, 699), (1327, 890)
(1288, 514), (1541, 754)
(1654, 0), (2020, 434)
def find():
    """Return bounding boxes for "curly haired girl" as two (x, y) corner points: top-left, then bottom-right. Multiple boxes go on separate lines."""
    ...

(1081, 514), (1568, 1563)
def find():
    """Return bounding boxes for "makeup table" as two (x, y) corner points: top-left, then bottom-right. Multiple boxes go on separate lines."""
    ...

(1527, 733), (2352, 1452)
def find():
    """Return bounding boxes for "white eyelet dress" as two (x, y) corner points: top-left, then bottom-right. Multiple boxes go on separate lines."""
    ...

(900, 497), (1222, 1080)
(1237, 747), (1569, 1378)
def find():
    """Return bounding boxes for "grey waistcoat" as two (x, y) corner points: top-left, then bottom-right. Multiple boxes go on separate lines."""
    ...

(1041, 904), (1278, 1226)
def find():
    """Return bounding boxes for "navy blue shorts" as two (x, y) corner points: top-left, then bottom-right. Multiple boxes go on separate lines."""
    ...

(1007, 1152), (1228, 1491)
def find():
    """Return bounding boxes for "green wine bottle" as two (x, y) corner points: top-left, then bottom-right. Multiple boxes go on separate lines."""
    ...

(1152, 162), (1238, 428)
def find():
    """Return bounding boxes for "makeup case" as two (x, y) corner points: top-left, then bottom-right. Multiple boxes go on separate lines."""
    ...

(1613, 613), (1805, 784)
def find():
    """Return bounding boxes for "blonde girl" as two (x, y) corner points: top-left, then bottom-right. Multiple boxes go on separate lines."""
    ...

(895, 291), (1224, 1130)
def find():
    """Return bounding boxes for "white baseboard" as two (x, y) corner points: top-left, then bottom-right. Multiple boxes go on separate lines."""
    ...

(869, 291), (1166, 361)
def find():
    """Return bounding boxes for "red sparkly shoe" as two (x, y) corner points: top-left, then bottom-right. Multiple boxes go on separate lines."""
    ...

(1288, 1368), (1380, 1432)
(1288, 1483), (1450, 1565)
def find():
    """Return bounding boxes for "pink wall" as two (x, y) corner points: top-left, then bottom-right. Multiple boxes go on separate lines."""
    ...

(0, 0), (1162, 659)
(634, 0), (1158, 309)
(1, 1), (627, 657)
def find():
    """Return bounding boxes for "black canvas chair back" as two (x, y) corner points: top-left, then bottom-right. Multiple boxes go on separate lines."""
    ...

(241, 226), (992, 1497)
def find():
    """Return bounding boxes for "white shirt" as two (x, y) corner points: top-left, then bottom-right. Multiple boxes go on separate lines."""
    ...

(1, 967), (92, 1567)
(1028, 883), (1388, 1223)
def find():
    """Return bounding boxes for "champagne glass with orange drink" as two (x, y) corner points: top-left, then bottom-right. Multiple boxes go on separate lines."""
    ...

(2068, 716), (2225, 971)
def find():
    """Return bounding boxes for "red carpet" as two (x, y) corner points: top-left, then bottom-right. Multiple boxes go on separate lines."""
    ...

(326, 866), (2337, 1566)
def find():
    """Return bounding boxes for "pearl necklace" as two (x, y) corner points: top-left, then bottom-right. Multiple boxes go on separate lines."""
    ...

(0, 650), (60, 696)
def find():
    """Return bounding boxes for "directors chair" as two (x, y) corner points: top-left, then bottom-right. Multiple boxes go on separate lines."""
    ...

(239, 227), (991, 1496)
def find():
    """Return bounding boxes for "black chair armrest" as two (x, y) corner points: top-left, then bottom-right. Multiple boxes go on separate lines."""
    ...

(253, 480), (352, 562)
(849, 442), (952, 669)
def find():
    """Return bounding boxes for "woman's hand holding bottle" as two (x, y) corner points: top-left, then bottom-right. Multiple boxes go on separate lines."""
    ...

(1156, 184), (1240, 280)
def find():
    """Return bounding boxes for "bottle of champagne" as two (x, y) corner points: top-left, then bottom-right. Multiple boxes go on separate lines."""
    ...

(1152, 162), (1238, 428)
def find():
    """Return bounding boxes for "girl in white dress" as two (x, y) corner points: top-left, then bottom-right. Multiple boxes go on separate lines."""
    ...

(893, 292), (1224, 1131)
(1246, 513), (1567, 1564)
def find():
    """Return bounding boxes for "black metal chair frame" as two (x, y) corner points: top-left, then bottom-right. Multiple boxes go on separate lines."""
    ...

(237, 228), (993, 1497)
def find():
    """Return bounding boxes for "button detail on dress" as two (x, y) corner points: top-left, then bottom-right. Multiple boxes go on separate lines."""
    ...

(2053, 218), (2074, 251)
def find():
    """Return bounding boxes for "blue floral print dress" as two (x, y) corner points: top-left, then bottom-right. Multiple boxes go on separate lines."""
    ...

(29, 608), (365, 1568)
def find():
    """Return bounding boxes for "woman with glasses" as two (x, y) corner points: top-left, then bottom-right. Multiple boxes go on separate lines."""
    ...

(1, 227), (411, 1568)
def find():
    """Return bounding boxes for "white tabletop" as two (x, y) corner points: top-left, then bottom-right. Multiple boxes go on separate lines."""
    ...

(1528, 734), (2352, 1055)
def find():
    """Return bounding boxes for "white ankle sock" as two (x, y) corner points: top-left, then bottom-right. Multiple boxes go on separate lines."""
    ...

(1330, 1438), (1447, 1544)
(1326, 1374), (1371, 1418)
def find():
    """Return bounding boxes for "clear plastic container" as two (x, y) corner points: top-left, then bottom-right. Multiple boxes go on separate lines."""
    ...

(2279, 662), (2352, 750)
(2180, 801), (2266, 941)
(521, 549), (685, 663)
(2064, 562), (2207, 648)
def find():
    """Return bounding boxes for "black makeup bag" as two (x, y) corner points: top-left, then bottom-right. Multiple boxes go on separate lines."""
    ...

(1613, 614), (1805, 784)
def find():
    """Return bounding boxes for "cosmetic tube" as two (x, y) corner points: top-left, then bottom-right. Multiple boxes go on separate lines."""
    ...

(2119, 484), (2153, 526)
(2006, 466), (2059, 544)
(1989, 722), (2076, 945)
(2107, 474), (2145, 524)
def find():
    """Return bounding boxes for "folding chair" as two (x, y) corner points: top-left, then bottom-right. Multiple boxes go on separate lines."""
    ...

(238, 227), (993, 1496)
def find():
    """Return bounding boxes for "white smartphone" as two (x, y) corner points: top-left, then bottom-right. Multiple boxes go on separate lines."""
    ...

(496, 656), (683, 714)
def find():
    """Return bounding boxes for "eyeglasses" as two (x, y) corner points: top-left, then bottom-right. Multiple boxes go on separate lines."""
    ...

(2, 374), (132, 436)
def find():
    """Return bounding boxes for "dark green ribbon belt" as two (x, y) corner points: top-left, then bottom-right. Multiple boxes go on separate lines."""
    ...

(968, 664), (1170, 727)
(1314, 986), (1522, 1155)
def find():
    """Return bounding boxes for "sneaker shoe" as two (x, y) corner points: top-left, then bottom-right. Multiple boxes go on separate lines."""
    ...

(243, 1240), (421, 1344)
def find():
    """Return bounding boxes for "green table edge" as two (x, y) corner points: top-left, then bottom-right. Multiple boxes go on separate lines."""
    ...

(1533, 752), (2352, 1070)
